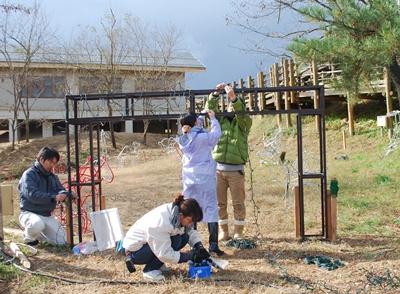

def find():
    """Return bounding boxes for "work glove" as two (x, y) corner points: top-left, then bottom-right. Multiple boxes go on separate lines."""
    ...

(190, 251), (204, 264)
(197, 248), (210, 261)
(190, 247), (210, 263)
(190, 242), (210, 263)
(192, 242), (210, 261)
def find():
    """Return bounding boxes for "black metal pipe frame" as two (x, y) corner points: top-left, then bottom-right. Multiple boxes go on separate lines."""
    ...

(65, 86), (327, 247)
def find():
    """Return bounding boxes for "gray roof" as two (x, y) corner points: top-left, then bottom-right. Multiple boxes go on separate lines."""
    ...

(0, 48), (206, 71)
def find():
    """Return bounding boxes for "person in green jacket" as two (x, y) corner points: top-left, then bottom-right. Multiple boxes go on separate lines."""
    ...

(204, 83), (252, 241)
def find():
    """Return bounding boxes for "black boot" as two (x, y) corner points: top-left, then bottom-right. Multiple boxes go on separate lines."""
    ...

(190, 222), (197, 253)
(208, 222), (224, 256)
(125, 255), (136, 273)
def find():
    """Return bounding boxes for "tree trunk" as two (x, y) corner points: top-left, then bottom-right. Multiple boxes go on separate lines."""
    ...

(25, 98), (30, 143)
(11, 119), (16, 151)
(109, 122), (116, 149)
(106, 100), (117, 148)
(386, 55), (400, 102)
(142, 119), (150, 145)
(25, 119), (30, 143)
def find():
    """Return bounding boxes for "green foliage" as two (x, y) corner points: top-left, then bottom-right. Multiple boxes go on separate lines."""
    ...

(0, 262), (21, 282)
(288, 0), (400, 100)
(350, 167), (359, 173)
(281, 125), (297, 137)
(375, 173), (392, 184)
(325, 116), (343, 131)
(341, 197), (375, 214)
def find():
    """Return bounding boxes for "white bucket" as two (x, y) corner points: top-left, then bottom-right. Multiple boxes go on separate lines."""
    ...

(90, 207), (124, 251)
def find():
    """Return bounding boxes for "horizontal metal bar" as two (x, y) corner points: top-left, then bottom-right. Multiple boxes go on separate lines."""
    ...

(65, 85), (324, 101)
(65, 109), (325, 124)
(301, 173), (325, 179)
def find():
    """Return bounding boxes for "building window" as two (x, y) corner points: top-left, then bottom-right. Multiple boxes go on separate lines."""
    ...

(135, 78), (177, 91)
(22, 76), (66, 98)
(79, 77), (122, 94)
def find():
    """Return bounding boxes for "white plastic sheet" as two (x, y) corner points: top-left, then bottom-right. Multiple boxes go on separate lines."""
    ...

(89, 207), (124, 251)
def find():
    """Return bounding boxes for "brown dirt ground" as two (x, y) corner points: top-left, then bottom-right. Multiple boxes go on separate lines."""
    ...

(1, 125), (399, 294)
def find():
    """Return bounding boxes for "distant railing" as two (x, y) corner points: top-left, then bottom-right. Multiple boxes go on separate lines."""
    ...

(195, 59), (393, 131)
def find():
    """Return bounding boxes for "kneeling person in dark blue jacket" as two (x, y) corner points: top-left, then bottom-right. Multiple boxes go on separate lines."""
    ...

(18, 147), (77, 246)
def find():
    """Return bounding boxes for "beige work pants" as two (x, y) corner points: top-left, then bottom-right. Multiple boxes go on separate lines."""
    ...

(216, 170), (246, 222)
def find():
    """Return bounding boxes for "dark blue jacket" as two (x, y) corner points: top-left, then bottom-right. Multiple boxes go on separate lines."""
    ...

(18, 161), (65, 216)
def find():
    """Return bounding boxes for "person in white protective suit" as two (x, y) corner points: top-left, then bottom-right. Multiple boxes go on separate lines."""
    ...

(178, 109), (224, 256)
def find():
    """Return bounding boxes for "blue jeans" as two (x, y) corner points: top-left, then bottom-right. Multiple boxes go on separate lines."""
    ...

(127, 234), (189, 273)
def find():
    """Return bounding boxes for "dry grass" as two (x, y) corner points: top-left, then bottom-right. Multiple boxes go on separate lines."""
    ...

(1, 110), (400, 294)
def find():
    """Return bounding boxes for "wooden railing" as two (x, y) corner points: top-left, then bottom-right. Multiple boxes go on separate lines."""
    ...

(199, 58), (392, 112)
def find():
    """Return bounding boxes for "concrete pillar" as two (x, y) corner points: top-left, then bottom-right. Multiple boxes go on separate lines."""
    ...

(176, 118), (182, 135)
(42, 121), (53, 138)
(125, 121), (133, 133)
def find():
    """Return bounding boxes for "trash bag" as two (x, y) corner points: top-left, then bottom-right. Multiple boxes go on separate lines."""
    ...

(72, 241), (98, 255)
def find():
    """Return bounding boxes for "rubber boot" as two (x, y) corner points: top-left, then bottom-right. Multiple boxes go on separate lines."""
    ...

(190, 222), (197, 253)
(233, 224), (244, 240)
(125, 255), (136, 273)
(208, 222), (224, 256)
(218, 223), (229, 241)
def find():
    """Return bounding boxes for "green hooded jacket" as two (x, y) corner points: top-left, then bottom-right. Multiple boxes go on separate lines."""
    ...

(205, 93), (252, 165)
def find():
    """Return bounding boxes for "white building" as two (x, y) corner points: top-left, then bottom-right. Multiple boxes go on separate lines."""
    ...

(0, 50), (206, 142)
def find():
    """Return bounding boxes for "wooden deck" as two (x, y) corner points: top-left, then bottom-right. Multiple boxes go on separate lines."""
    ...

(198, 59), (395, 114)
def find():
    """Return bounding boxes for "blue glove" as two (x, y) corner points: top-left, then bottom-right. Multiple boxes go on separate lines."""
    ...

(178, 252), (191, 263)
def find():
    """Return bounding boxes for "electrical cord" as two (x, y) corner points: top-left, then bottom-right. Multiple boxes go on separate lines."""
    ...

(1, 245), (301, 293)
(1, 244), (16, 265)
(10, 262), (301, 292)
(4, 213), (293, 290)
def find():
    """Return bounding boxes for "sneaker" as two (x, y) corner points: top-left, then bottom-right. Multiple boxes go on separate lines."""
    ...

(143, 270), (164, 282)
(26, 240), (39, 247)
(125, 256), (136, 273)
(159, 264), (172, 272)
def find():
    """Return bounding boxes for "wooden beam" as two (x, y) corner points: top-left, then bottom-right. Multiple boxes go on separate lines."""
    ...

(10, 242), (31, 269)
(289, 59), (296, 103)
(326, 190), (337, 242)
(385, 68), (393, 138)
(283, 59), (292, 127)
(312, 61), (321, 131)
(100, 195), (106, 210)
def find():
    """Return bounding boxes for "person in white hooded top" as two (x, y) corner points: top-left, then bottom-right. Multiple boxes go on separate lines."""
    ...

(178, 109), (224, 256)
(122, 194), (210, 282)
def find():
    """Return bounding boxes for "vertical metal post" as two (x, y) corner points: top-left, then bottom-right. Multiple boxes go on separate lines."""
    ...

(0, 189), (4, 248)
(96, 125), (102, 210)
(65, 95), (73, 248)
(296, 114), (305, 238)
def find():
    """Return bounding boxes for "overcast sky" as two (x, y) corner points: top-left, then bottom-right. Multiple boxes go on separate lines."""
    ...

(39, 0), (275, 90)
